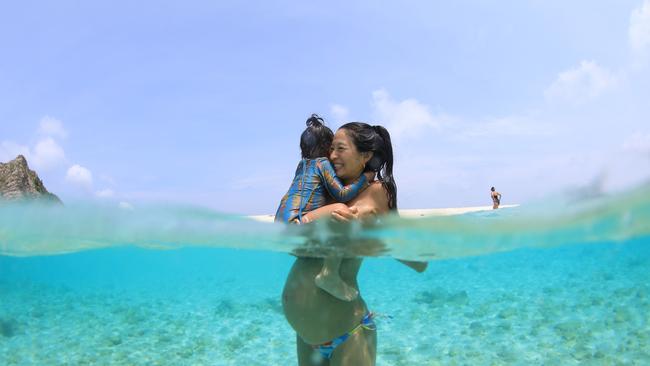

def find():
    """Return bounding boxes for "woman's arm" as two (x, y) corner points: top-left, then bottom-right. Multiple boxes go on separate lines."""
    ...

(330, 182), (384, 222)
(332, 205), (428, 272)
(397, 260), (428, 272)
(331, 184), (428, 272)
(300, 203), (347, 224)
(330, 205), (372, 222)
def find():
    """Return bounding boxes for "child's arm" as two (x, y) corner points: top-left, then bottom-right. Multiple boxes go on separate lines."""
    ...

(316, 159), (368, 202)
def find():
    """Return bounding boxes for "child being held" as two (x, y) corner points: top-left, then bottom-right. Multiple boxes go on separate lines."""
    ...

(275, 114), (371, 301)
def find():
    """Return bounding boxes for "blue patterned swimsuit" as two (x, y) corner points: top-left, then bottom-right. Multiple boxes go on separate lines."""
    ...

(275, 157), (367, 223)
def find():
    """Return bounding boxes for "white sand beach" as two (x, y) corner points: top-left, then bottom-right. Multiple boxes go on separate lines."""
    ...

(248, 204), (519, 222)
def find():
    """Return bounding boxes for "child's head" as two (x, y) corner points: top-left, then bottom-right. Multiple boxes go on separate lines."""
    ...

(300, 114), (333, 159)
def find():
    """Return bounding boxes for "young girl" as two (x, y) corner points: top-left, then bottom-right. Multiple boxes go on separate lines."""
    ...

(275, 114), (371, 301)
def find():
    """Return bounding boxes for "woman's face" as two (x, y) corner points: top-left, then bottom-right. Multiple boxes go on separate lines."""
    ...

(330, 129), (371, 181)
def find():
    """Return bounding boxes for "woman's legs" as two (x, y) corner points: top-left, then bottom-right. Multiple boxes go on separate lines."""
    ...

(297, 334), (328, 366)
(296, 328), (376, 366)
(329, 328), (376, 366)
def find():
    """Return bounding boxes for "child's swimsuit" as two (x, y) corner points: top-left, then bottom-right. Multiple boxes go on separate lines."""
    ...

(311, 312), (376, 359)
(275, 157), (367, 223)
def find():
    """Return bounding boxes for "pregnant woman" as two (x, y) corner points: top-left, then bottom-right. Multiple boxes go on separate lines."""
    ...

(282, 122), (427, 365)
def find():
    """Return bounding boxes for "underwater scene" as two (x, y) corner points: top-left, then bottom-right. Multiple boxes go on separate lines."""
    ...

(1, 184), (649, 365)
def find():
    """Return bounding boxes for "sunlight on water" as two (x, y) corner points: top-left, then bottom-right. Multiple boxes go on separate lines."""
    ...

(1, 184), (649, 259)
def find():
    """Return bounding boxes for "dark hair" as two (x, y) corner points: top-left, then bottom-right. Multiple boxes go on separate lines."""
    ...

(491, 187), (495, 191)
(339, 122), (397, 211)
(300, 114), (333, 159)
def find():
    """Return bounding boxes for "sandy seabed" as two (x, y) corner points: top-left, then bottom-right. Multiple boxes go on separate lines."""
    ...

(1, 240), (649, 366)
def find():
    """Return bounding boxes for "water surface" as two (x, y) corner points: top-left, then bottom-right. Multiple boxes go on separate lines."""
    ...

(1, 185), (649, 365)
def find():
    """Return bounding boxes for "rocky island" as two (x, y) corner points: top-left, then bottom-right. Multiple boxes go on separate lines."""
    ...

(0, 155), (62, 203)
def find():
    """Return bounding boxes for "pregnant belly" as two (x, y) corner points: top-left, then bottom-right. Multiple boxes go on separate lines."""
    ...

(282, 258), (366, 344)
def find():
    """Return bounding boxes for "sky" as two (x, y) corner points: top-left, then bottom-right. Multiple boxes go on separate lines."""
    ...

(1, 0), (650, 214)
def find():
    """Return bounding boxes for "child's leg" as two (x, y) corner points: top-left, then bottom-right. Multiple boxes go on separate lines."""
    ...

(301, 203), (347, 224)
(316, 256), (359, 302)
(302, 203), (359, 301)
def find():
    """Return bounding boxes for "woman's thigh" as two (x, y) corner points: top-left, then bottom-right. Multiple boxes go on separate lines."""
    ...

(296, 334), (328, 366)
(329, 328), (376, 366)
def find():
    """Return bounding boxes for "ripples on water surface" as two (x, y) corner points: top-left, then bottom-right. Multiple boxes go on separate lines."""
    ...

(1, 183), (649, 259)
(0, 184), (649, 364)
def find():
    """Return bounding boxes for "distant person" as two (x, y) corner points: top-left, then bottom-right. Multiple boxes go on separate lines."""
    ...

(275, 114), (372, 302)
(491, 187), (502, 209)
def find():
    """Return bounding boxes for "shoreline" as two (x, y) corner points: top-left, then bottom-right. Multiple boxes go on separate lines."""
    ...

(248, 204), (519, 223)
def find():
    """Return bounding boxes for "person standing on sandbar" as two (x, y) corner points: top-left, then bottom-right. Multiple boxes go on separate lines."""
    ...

(491, 187), (502, 209)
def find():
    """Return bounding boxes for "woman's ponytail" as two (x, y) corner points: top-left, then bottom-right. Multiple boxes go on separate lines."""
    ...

(372, 125), (397, 211)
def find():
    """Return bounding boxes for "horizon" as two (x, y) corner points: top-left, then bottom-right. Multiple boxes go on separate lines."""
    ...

(2, 1), (650, 214)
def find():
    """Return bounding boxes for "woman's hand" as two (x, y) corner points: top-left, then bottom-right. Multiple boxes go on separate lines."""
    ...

(331, 206), (359, 222)
(332, 205), (378, 222)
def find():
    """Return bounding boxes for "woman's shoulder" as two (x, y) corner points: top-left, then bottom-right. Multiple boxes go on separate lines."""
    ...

(364, 181), (390, 210)
(367, 180), (386, 192)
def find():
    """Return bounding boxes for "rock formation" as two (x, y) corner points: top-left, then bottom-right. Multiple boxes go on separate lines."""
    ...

(0, 155), (62, 203)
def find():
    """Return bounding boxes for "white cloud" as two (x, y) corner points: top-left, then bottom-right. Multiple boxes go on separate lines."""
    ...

(66, 164), (93, 188)
(460, 114), (554, 139)
(544, 60), (618, 104)
(1, 118), (67, 169)
(629, 0), (650, 53)
(330, 104), (350, 124)
(31, 137), (66, 170)
(371, 89), (451, 140)
(38, 116), (68, 139)
(364, 90), (552, 142)
(2, 138), (66, 171)
(623, 132), (650, 155)
(119, 201), (134, 210)
(96, 188), (115, 198)
(0, 141), (30, 163)
(4, 119), (115, 199)
(100, 174), (116, 186)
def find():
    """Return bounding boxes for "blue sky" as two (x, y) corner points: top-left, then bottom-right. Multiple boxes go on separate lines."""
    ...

(2, 0), (650, 214)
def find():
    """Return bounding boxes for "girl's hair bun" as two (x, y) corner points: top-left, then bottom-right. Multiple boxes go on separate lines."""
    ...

(306, 113), (324, 127)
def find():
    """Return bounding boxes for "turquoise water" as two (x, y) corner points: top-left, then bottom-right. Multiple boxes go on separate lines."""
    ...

(1, 185), (649, 365)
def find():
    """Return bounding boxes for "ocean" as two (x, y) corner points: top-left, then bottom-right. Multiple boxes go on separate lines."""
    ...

(1, 184), (649, 365)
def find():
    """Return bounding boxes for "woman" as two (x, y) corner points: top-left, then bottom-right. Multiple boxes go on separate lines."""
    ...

(282, 122), (427, 365)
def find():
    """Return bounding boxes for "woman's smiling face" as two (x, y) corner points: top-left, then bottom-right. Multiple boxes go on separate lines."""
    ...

(330, 129), (370, 182)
